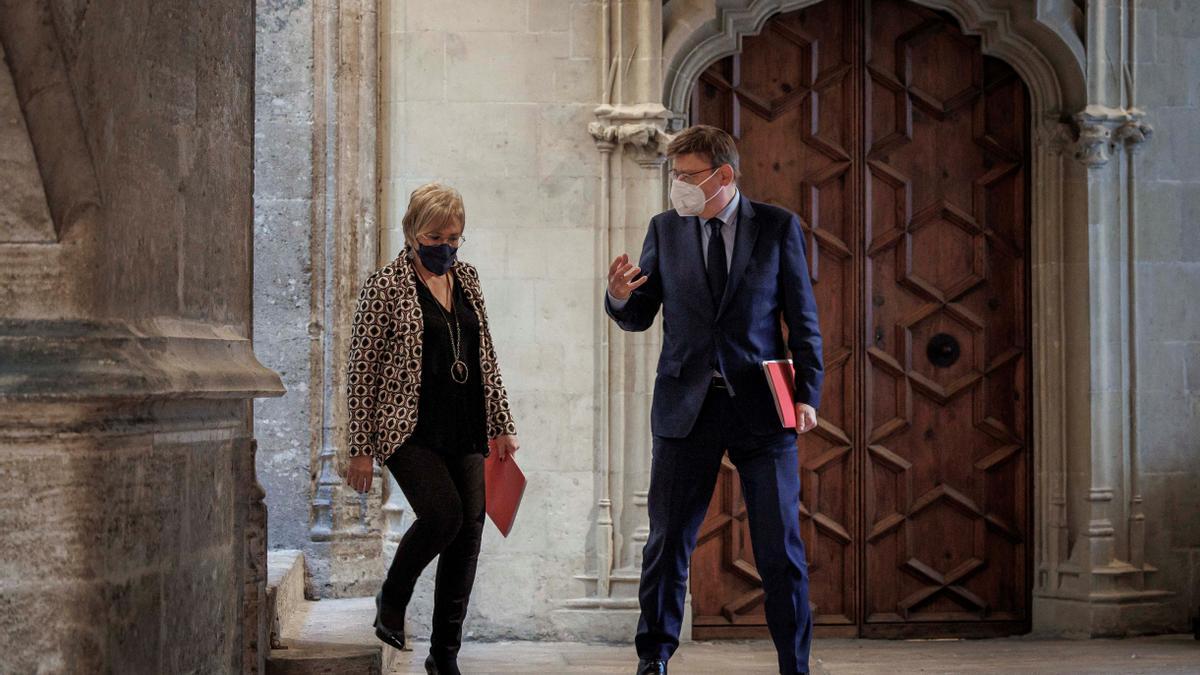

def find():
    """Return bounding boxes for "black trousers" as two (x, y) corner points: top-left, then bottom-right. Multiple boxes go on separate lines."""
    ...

(381, 444), (485, 661)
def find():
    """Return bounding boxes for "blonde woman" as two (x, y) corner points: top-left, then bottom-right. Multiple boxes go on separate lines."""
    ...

(345, 183), (519, 675)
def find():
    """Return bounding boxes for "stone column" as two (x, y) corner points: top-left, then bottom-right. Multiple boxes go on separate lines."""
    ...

(1038, 0), (1172, 634)
(304, 0), (388, 599)
(0, 2), (283, 672)
(562, 0), (672, 638)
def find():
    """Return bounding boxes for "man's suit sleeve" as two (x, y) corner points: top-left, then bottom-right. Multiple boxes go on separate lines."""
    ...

(780, 213), (824, 409)
(604, 217), (663, 332)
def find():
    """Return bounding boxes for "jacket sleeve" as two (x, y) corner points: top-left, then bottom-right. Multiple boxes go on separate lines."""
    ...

(780, 213), (825, 409)
(604, 217), (663, 332)
(470, 272), (519, 439)
(346, 274), (391, 461)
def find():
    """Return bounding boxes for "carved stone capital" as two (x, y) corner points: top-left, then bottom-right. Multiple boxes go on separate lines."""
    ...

(1034, 121), (1077, 156)
(1071, 105), (1154, 168)
(1073, 119), (1114, 168)
(588, 121), (674, 166)
(1113, 112), (1153, 149)
(586, 121), (620, 150)
(593, 102), (673, 122)
(589, 104), (676, 166)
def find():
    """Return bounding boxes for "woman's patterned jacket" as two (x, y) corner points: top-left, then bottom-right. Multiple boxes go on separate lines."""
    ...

(346, 249), (518, 463)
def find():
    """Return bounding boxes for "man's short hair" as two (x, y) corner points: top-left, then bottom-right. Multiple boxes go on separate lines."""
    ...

(666, 124), (741, 179)
(402, 182), (465, 247)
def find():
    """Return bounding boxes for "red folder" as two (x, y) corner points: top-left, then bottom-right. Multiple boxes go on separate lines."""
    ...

(483, 450), (526, 537)
(762, 359), (797, 429)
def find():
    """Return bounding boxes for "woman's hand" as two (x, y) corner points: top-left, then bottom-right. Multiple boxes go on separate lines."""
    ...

(491, 435), (520, 461)
(795, 403), (817, 434)
(346, 454), (374, 493)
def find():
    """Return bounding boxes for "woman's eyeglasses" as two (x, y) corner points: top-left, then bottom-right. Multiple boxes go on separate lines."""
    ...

(418, 233), (466, 247)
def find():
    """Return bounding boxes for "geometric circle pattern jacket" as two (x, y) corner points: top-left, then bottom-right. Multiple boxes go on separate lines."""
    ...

(346, 248), (518, 464)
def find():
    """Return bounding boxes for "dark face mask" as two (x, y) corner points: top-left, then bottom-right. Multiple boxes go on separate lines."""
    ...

(416, 243), (458, 275)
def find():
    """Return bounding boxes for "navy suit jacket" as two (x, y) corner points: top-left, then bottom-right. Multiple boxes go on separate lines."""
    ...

(605, 195), (824, 439)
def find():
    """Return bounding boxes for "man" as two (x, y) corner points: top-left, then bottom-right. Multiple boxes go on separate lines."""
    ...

(605, 125), (823, 675)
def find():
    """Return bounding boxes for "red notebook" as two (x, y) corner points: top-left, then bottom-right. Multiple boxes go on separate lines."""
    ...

(762, 359), (797, 429)
(483, 450), (526, 537)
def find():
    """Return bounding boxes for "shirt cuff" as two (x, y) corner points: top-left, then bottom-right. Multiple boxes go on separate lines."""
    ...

(607, 291), (630, 311)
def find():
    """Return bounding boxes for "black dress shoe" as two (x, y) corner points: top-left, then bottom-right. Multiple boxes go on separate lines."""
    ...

(425, 653), (462, 675)
(636, 658), (667, 675)
(372, 592), (406, 651)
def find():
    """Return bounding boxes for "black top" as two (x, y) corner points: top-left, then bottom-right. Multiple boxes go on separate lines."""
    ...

(406, 269), (488, 455)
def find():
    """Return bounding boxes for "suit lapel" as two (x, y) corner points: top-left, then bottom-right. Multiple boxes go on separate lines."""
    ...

(716, 196), (758, 319)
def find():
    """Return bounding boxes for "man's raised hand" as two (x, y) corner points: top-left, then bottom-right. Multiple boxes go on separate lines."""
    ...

(608, 254), (649, 300)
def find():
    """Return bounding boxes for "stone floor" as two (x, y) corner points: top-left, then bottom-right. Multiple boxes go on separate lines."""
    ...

(285, 598), (1199, 674)
(389, 636), (1200, 674)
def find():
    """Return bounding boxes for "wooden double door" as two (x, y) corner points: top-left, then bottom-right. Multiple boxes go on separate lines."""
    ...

(689, 0), (1031, 638)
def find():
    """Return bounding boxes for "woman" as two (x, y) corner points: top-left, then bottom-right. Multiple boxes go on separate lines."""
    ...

(345, 183), (519, 675)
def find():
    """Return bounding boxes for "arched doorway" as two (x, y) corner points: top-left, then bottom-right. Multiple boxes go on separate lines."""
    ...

(688, 0), (1032, 638)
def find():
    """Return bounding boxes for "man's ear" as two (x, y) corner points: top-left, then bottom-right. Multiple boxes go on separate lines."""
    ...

(721, 164), (735, 186)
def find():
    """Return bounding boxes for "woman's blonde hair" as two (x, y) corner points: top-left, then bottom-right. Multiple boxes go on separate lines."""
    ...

(402, 183), (465, 247)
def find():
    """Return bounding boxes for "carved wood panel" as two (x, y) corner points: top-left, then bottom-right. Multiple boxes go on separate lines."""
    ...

(690, 0), (861, 637)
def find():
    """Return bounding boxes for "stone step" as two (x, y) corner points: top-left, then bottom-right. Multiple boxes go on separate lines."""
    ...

(269, 596), (405, 675)
(267, 549), (308, 647)
(266, 641), (382, 675)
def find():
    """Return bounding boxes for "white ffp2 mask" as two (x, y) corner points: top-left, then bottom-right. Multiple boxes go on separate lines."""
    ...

(669, 168), (722, 216)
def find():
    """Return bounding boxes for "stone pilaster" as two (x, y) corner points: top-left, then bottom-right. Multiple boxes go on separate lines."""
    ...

(1034, 0), (1174, 635)
(561, 0), (672, 639)
(304, 0), (388, 599)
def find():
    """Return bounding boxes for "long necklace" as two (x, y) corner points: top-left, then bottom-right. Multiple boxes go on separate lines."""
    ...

(419, 271), (469, 385)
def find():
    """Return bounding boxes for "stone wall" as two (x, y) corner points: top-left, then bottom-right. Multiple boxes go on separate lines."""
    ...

(1131, 0), (1200, 632)
(255, 0), (320, 554)
(378, 0), (605, 638)
(0, 1), (281, 672)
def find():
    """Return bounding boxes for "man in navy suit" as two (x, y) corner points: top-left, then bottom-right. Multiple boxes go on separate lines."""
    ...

(605, 125), (823, 675)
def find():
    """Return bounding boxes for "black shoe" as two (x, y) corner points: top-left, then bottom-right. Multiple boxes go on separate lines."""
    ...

(373, 592), (406, 651)
(425, 653), (462, 675)
(636, 659), (667, 675)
